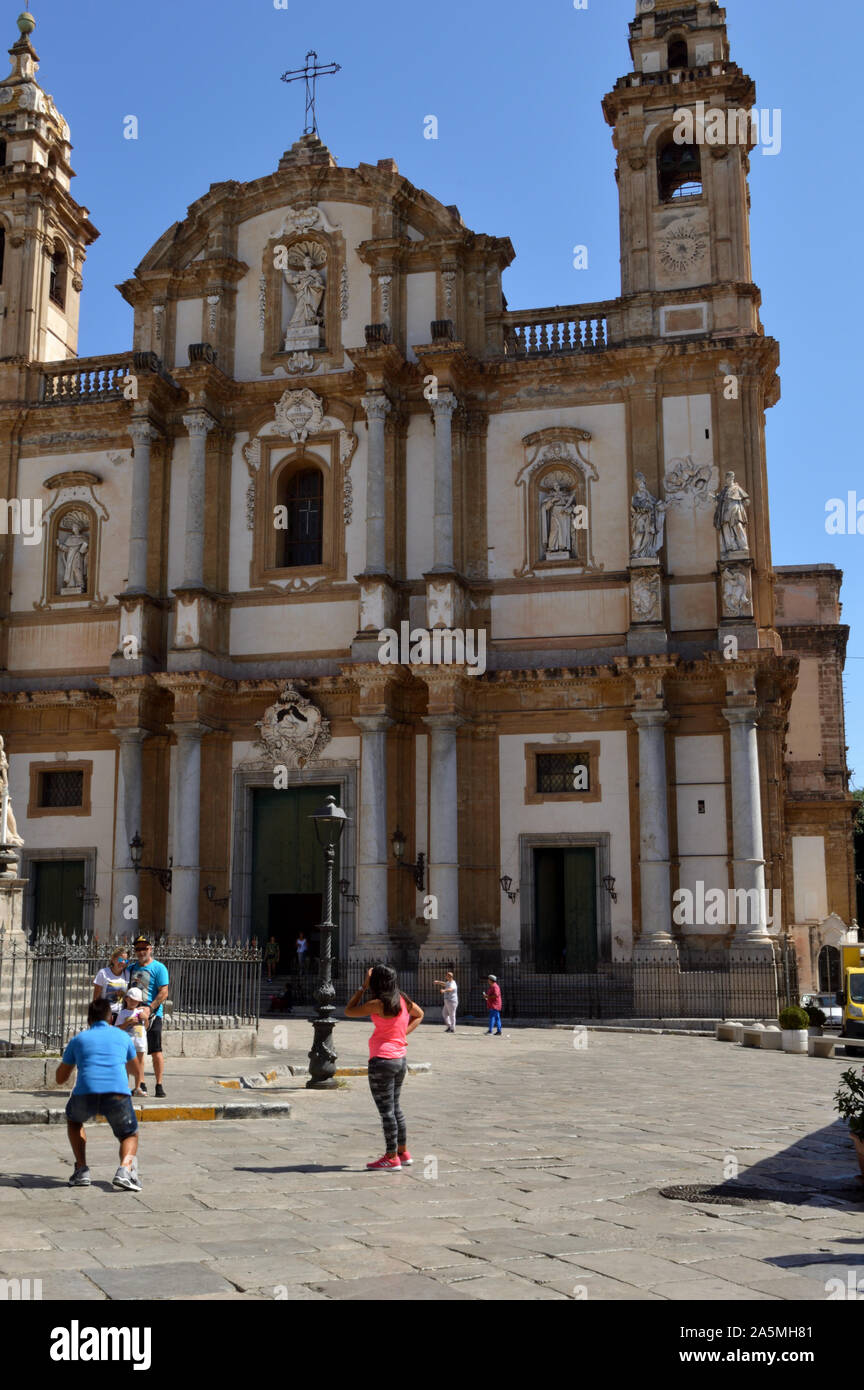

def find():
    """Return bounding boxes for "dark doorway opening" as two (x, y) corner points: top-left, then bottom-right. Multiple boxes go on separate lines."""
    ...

(818, 944), (842, 993)
(251, 785), (341, 957)
(268, 893), (325, 968)
(534, 847), (597, 972)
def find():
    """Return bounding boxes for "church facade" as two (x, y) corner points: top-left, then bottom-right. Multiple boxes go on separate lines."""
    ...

(0, 3), (856, 990)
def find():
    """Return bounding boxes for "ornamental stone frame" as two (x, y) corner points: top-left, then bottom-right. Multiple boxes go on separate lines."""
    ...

(229, 759), (358, 947)
(20, 846), (99, 940)
(36, 472), (109, 611)
(515, 427), (600, 577)
(518, 831), (613, 966)
(259, 220), (347, 375)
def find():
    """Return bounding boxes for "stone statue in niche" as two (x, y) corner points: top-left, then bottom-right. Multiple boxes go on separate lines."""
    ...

(712, 471), (751, 558)
(540, 476), (580, 560)
(630, 472), (667, 560)
(0, 736), (23, 846)
(282, 242), (326, 352)
(56, 511), (89, 594)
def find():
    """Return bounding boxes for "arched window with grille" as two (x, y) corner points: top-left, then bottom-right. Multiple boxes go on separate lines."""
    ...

(49, 244), (67, 309)
(668, 38), (689, 69)
(658, 139), (702, 201)
(277, 466), (324, 568)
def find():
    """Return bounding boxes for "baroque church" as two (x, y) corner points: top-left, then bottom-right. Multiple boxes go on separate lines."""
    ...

(0, 2), (856, 991)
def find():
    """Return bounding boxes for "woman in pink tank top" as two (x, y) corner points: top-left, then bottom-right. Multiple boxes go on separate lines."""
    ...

(344, 965), (424, 1171)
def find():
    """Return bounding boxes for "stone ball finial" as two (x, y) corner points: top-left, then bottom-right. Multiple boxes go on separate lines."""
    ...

(16, 10), (36, 38)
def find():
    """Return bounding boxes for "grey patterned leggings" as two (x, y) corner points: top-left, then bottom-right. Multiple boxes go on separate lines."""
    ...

(368, 1057), (407, 1153)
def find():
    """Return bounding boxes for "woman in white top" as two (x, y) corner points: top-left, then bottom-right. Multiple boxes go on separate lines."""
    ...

(435, 971), (458, 1033)
(92, 947), (130, 1020)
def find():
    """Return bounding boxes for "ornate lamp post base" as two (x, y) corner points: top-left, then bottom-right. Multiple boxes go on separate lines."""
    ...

(306, 976), (339, 1089)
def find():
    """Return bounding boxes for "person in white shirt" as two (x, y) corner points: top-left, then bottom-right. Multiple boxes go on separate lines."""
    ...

(435, 971), (458, 1032)
(92, 948), (130, 1019)
(116, 987), (150, 1095)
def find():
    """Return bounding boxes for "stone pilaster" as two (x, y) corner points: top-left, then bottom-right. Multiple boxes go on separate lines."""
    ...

(723, 705), (772, 949)
(632, 707), (676, 957)
(126, 417), (159, 595)
(431, 390), (458, 572)
(168, 724), (205, 938)
(419, 713), (469, 963)
(361, 393), (391, 576)
(351, 714), (393, 959)
(112, 728), (148, 934)
(180, 410), (217, 590)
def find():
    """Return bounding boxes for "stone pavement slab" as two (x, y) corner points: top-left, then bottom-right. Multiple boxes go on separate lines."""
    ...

(0, 1023), (861, 1300)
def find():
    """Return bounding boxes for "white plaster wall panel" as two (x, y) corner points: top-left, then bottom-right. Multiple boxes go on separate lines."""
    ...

(229, 600), (356, 656)
(10, 452), (132, 613)
(485, 404), (628, 581)
(792, 835), (828, 922)
(9, 749), (117, 935)
(166, 438), (188, 592)
(405, 415), (435, 577)
(491, 588), (628, 641)
(234, 202), (373, 381)
(498, 732), (633, 957)
(173, 298), (203, 369)
(677, 784), (727, 857)
(405, 272), (436, 362)
(675, 734), (725, 785)
(786, 659), (822, 762)
(668, 581), (716, 631)
(662, 394), (716, 575)
(677, 857), (730, 934)
(7, 620), (117, 672)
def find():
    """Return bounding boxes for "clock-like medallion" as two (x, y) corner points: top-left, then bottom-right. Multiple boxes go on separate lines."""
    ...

(658, 223), (707, 274)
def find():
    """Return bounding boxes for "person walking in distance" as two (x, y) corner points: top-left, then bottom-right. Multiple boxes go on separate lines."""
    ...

(264, 935), (280, 983)
(344, 965), (424, 1171)
(484, 975), (503, 1035)
(435, 971), (458, 1032)
(55, 999), (142, 1191)
(128, 936), (170, 1098)
(296, 931), (308, 973)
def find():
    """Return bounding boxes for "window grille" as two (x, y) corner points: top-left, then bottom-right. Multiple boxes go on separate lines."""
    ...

(39, 770), (84, 808)
(536, 753), (590, 794)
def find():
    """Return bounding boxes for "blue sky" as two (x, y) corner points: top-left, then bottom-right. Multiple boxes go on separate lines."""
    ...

(17, 0), (862, 782)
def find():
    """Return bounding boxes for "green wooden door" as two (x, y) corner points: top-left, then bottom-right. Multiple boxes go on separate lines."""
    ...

(32, 860), (85, 936)
(534, 848), (597, 973)
(251, 787), (341, 958)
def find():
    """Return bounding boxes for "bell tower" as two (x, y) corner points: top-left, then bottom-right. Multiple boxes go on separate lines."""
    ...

(0, 10), (97, 363)
(603, 0), (760, 339)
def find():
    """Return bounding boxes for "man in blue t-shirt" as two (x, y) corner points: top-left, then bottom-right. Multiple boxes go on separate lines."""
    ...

(56, 998), (142, 1191)
(128, 935), (170, 1098)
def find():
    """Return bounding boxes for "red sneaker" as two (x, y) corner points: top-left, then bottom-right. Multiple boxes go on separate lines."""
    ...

(397, 1149), (413, 1165)
(366, 1154), (402, 1171)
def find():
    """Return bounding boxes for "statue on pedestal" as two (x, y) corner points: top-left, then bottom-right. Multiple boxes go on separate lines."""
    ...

(712, 471), (751, 558)
(630, 472), (667, 560)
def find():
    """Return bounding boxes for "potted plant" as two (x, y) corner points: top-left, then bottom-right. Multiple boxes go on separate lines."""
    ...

(834, 1068), (864, 1179)
(805, 1004), (827, 1037)
(779, 1004), (810, 1054)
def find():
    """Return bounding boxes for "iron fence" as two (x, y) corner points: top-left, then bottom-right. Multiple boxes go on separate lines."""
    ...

(261, 943), (799, 1024)
(0, 927), (261, 1052)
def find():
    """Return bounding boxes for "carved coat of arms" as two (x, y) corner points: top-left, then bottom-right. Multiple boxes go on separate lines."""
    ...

(255, 684), (331, 769)
(274, 388), (325, 443)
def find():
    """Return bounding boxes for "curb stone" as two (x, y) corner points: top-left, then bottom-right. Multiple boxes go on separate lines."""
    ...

(0, 1102), (293, 1125)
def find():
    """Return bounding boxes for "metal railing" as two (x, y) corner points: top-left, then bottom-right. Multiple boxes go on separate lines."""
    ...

(0, 927), (262, 1052)
(262, 945), (798, 1024)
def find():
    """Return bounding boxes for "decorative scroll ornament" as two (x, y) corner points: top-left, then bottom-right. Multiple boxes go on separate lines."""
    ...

(286, 351), (315, 374)
(631, 569), (662, 624)
(340, 266), (349, 320)
(258, 275), (267, 331)
(254, 684), (331, 769)
(269, 206), (340, 238)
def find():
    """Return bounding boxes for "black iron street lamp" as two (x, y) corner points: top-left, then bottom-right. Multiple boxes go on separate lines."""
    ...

(307, 794), (349, 1089)
(499, 874), (518, 903)
(129, 833), (173, 893)
(391, 826), (425, 891)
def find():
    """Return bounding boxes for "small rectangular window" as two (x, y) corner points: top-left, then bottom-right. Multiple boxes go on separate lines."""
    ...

(38, 770), (84, 809)
(536, 753), (590, 795)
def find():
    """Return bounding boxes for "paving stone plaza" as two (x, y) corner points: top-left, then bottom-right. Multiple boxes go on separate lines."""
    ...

(1, 1023), (862, 1302)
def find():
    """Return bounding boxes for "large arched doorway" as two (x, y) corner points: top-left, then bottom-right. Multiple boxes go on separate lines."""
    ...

(818, 944), (842, 992)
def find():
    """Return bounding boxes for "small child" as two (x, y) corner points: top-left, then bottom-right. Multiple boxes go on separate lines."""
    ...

(116, 986), (149, 1095)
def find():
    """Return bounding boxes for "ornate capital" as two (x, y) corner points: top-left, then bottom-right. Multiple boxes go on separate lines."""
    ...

(128, 418), (159, 448)
(182, 410), (217, 439)
(430, 390), (458, 422)
(722, 706), (759, 729)
(631, 708), (669, 730)
(361, 394), (392, 423)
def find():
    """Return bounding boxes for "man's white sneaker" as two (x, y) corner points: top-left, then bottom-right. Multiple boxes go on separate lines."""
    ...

(112, 1165), (142, 1192)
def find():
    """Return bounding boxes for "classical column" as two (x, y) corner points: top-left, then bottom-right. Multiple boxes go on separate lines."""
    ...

(723, 707), (771, 943)
(112, 729), (148, 932)
(431, 391), (457, 571)
(632, 709), (675, 951)
(169, 724), (205, 938)
(420, 714), (466, 958)
(353, 715), (392, 951)
(127, 418), (159, 594)
(361, 394), (391, 574)
(181, 411), (216, 590)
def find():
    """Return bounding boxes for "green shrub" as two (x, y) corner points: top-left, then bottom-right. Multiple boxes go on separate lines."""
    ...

(804, 1005), (827, 1028)
(834, 1068), (864, 1139)
(778, 1005), (810, 1031)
